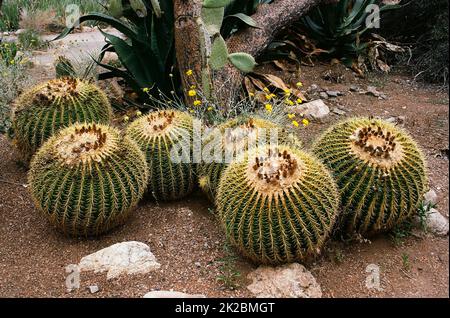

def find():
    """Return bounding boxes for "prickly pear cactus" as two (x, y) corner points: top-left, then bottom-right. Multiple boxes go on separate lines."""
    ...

(126, 110), (197, 201)
(217, 145), (340, 264)
(198, 116), (302, 203)
(312, 117), (427, 235)
(12, 77), (112, 161)
(28, 123), (148, 237)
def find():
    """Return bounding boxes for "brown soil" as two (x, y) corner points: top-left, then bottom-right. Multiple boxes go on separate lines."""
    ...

(0, 56), (448, 298)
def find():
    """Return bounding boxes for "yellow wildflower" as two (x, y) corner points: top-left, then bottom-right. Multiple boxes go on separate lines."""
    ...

(190, 85), (196, 89)
(283, 88), (291, 96)
(189, 109), (194, 113)
(136, 111), (142, 117)
(249, 92), (255, 97)
(296, 98), (303, 104)
(193, 100), (202, 107)
(186, 69), (193, 76)
(292, 120), (299, 127)
(302, 118), (310, 127)
(265, 94), (273, 100)
(263, 87), (270, 93)
(207, 106), (213, 111)
(188, 89), (197, 97)
(265, 104), (273, 113)
(123, 115), (130, 122)
(142, 87), (150, 93)
(296, 81), (303, 87)
(285, 99), (294, 106)
(288, 114), (296, 119)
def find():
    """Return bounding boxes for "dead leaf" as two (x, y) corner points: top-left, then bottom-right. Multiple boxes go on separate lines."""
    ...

(260, 74), (290, 91)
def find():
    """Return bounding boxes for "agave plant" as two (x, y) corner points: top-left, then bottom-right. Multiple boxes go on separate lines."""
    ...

(54, 0), (175, 105)
(300, 0), (400, 65)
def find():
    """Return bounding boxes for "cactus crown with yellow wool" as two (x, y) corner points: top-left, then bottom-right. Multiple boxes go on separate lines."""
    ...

(216, 145), (339, 265)
(312, 117), (428, 235)
(126, 110), (197, 201)
(12, 77), (112, 161)
(28, 123), (148, 237)
(198, 115), (302, 203)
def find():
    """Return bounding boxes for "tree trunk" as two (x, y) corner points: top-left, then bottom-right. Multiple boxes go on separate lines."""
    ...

(174, 0), (325, 109)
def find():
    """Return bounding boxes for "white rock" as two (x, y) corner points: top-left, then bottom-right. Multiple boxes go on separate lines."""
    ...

(78, 241), (161, 280)
(15, 29), (26, 35)
(426, 209), (449, 236)
(143, 291), (206, 298)
(294, 99), (330, 122)
(247, 263), (322, 298)
(88, 285), (100, 294)
(424, 189), (438, 207)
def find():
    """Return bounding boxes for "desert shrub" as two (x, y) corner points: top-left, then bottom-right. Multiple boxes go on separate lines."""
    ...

(0, 0), (106, 32)
(381, 0), (449, 85)
(0, 41), (32, 134)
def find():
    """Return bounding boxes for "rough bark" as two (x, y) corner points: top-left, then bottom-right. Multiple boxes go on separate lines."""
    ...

(214, 0), (325, 107)
(173, 0), (207, 105)
(174, 0), (325, 108)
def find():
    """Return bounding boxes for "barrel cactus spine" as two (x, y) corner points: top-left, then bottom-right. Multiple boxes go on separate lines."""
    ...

(198, 115), (302, 203)
(12, 77), (112, 161)
(28, 123), (148, 237)
(126, 110), (197, 201)
(217, 145), (339, 264)
(312, 117), (428, 235)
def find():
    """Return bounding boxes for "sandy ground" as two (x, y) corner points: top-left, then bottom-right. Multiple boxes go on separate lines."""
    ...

(0, 31), (448, 298)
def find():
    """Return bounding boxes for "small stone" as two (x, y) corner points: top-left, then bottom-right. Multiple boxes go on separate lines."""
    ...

(332, 107), (346, 116)
(326, 90), (341, 98)
(194, 262), (201, 268)
(349, 85), (359, 92)
(307, 84), (320, 93)
(15, 29), (26, 35)
(426, 209), (449, 237)
(293, 99), (330, 122)
(78, 241), (161, 280)
(88, 285), (100, 294)
(319, 92), (329, 99)
(247, 263), (322, 298)
(143, 291), (206, 298)
(424, 189), (438, 207)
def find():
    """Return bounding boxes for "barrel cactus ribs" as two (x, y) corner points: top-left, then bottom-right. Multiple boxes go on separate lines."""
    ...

(198, 115), (302, 203)
(28, 123), (148, 237)
(12, 77), (112, 161)
(313, 117), (428, 235)
(217, 145), (339, 265)
(126, 110), (197, 201)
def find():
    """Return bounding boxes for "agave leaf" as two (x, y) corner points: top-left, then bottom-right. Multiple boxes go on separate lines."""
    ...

(150, 0), (162, 18)
(130, 0), (148, 18)
(100, 29), (160, 89)
(53, 13), (142, 45)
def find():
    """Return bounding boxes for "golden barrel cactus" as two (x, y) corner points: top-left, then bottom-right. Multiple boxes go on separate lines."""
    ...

(198, 115), (302, 202)
(12, 78), (112, 161)
(217, 145), (339, 265)
(312, 117), (427, 235)
(126, 110), (197, 201)
(28, 123), (148, 237)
